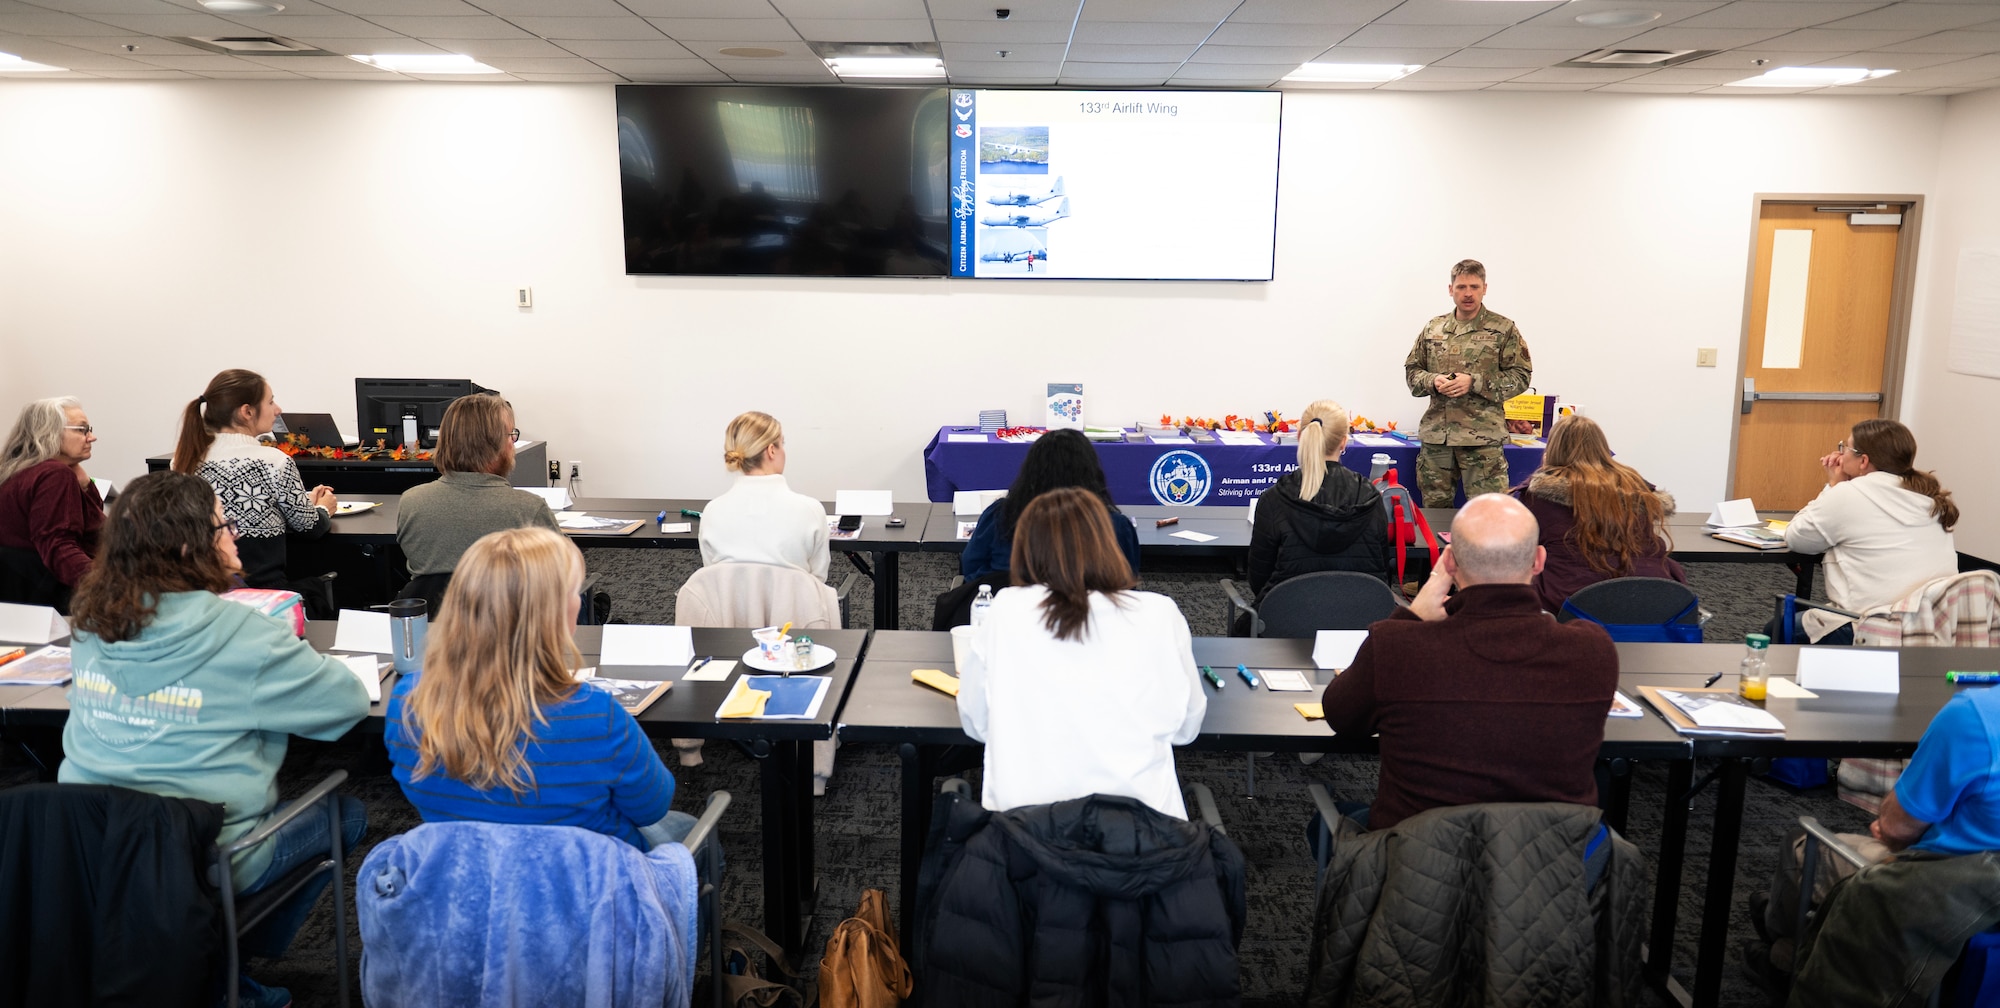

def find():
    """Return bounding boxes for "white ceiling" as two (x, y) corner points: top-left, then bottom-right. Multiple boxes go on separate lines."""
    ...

(1, 0), (1997, 95)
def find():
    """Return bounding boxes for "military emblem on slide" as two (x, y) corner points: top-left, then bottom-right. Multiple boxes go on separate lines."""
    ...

(1150, 450), (1211, 506)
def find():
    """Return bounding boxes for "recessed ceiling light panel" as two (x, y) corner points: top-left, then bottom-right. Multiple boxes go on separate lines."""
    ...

(718, 47), (787, 58)
(1575, 10), (1660, 28)
(1728, 66), (1896, 87)
(1283, 62), (1421, 83)
(0, 51), (65, 71)
(350, 54), (502, 74)
(824, 56), (945, 78)
(199, 0), (285, 13)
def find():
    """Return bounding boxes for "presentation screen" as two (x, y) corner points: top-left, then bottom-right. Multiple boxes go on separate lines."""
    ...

(947, 89), (1281, 281)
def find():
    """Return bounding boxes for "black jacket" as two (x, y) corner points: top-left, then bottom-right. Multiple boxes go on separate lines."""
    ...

(913, 790), (1247, 1008)
(0, 783), (224, 1008)
(1249, 463), (1392, 599)
(1791, 849), (2000, 1007)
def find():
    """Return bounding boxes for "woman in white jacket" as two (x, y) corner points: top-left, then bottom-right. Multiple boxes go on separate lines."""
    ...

(1783, 419), (1959, 643)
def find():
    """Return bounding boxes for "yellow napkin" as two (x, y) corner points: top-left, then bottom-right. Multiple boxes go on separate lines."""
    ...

(717, 679), (771, 719)
(1294, 703), (1325, 721)
(912, 668), (960, 697)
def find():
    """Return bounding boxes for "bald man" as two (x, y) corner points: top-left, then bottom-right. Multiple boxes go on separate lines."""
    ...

(1321, 495), (1619, 830)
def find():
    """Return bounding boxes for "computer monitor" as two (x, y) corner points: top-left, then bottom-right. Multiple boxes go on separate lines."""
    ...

(353, 378), (491, 449)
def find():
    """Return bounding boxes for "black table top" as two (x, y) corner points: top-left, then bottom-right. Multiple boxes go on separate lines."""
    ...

(323, 494), (934, 551)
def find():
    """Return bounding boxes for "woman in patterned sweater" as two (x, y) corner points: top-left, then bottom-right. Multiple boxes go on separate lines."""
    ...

(172, 369), (338, 597)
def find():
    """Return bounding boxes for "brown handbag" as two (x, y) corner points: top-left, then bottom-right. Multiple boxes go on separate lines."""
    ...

(817, 889), (913, 1008)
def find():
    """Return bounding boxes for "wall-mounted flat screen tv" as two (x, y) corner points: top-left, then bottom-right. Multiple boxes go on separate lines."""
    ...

(946, 89), (1282, 281)
(617, 85), (951, 277)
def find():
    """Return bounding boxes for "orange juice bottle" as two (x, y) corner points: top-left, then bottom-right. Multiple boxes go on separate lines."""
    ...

(1739, 633), (1770, 700)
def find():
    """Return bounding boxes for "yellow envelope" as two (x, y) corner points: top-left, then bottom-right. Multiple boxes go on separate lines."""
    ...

(912, 668), (960, 697)
(717, 679), (771, 719)
(1294, 702), (1325, 721)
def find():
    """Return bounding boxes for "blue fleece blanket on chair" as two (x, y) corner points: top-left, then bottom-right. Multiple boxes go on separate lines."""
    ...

(358, 821), (699, 1008)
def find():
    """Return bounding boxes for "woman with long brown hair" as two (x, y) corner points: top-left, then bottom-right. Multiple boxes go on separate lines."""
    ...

(58, 471), (370, 1008)
(1511, 415), (1684, 610)
(1782, 418), (1958, 644)
(172, 369), (338, 596)
(956, 486), (1205, 818)
(385, 526), (692, 848)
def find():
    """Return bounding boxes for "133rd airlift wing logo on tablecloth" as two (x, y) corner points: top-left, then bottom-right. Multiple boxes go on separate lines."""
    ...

(1150, 450), (1212, 505)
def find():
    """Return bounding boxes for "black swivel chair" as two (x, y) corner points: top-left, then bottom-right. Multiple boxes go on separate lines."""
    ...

(1556, 577), (1709, 642)
(1219, 571), (1402, 639)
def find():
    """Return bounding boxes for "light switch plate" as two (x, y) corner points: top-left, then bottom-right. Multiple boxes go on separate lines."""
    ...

(1696, 347), (1718, 367)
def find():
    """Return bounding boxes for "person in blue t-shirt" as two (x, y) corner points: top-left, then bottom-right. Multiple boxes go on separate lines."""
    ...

(386, 526), (694, 850)
(1873, 687), (2000, 855)
(960, 429), (1140, 582)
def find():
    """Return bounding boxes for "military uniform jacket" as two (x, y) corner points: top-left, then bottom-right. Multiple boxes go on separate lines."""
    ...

(1403, 307), (1533, 446)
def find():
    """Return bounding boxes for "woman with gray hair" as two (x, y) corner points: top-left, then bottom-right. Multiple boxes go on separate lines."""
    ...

(0, 396), (105, 609)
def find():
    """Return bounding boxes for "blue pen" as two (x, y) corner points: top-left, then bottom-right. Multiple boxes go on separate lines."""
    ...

(656, 510), (668, 527)
(1237, 664), (1259, 688)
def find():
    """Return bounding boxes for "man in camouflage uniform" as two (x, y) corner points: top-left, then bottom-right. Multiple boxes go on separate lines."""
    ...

(1403, 259), (1533, 506)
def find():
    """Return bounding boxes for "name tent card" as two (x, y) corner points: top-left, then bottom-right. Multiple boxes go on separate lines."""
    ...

(834, 490), (894, 516)
(599, 624), (696, 668)
(517, 486), (573, 509)
(331, 609), (393, 654)
(1796, 647), (1900, 694)
(1313, 630), (1368, 671)
(0, 603), (68, 644)
(1707, 498), (1760, 529)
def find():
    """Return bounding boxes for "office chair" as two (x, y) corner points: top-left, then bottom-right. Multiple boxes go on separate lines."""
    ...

(1219, 570), (1401, 639)
(1557, 577), (1709, 643)
(216, 770), (355, 1008)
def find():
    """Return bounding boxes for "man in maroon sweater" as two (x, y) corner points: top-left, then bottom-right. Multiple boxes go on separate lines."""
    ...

(1322, 493), (1617, 829)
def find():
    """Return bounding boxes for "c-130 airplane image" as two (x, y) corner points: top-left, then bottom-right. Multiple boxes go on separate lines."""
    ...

(980, 197), (1069, 227)
(985, 177), (1064, 206)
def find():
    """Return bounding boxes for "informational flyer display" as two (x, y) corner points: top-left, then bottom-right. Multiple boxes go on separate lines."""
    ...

(948, 89), (1281, 281)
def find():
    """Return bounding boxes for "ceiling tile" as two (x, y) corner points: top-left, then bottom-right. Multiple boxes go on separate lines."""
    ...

(429, 36), (573, 55)
(1484, 81), (1601, 90)
(1807, 50), (1978, 70)
(196, 69), (308, 77)
(785, 18), (936, 41)
(1063, 42), (1197, 61)
(1070, 21), (1216, 44)
(554, 37), (694, 58)
(770, 0), (929, 16)
(1754, 27), (1939, 51)
(611, 67), (729, 80)
(506, 17), (665, 40)
(1674, 2), (1881, 29)
(243, 15), (408, 38)
(1377, 0), (1564, 27)
(1614, 26), (1791, 48)
(941, 40), (1066, 60)
(1508, 64), (1651, 82)
(1590, 81), (1711, 92)
(1058, 76), (1171, 86)
(589, 56), (719, 73)
(646, 18), (798, 41)
(1277, 79), (1389, 89)
(1432, 47), (1575, 68)
(0, 9), (145, 34)
(235, 53), (378, 69)
(1168, 61), (1294, 78)
(708, 58), (829, 74)
(1169, 77), (1279, 87)
(927, 0), (1078, 20)
(1312, 44), (1461, 63)
(368, 16), (534, 38)
(1056, 59), (1183, 75)
(509, 70), (624, 79)
(1403, 65), (1521, 82)
(1206, 22), (1357, 46)
(75, 67), (197, 76)
(1377, 80), (1489, 90)
(932, 19), (1074, 42)
(34, 34), (211, 54)
(118, 52), (267, 68)
(1187, 43), (1331, 63)
(316, 0), (489, 13)
(481, 55), (602, 71)
(1822, 3), (2000, 32)
(1521, 1), (1729, 28)
(1626, 65), (1766, 83)
(616, 0), (779, 16)
(288, 36), (440, 52)
(1475, 24), (1650, 49)
(1228, 0), (1399, 25)
(283, 68), (398, 76)
(1078, 0), (1236, 21)
(1340, 23), (1502, 48)
(473, 0), (632, 14)
(1879, 30), (2000, 53)
(26, 0), (187, 14)
(1681, 48), (1839, 68)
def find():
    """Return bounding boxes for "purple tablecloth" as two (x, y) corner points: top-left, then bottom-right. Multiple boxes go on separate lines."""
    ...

(923, 427), (1544, 507)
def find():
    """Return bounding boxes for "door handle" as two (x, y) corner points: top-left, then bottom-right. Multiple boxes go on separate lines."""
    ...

(1740, 378), (1882, 415)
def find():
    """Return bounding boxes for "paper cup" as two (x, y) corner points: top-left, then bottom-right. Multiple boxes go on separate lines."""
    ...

(950, 625), (974, 671)
(752, 626), (793, 666)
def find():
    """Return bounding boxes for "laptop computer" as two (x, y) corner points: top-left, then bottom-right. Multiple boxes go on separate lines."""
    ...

(272, 412), (352, 448)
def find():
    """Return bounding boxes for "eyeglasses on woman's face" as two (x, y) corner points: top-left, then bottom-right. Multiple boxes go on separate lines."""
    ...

(212, 518), (240, 539)
(64, 424), (95, 436)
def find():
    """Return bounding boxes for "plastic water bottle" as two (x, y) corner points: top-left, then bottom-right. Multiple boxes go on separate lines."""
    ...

(1739, 633), (1770, 701)
(970, 584), (994, 627)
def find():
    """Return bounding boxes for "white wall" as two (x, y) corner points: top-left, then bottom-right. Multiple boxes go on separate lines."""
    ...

(0, 81), (1950, 507)
(1905, 87), (2000, 561)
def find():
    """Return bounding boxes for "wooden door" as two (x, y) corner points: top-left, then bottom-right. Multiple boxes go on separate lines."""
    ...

(1732, 202), (1903, 510)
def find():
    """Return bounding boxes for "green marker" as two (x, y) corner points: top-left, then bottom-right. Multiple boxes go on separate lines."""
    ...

(1947, 671), (2000, 683)
(1199, 665), (1225, 690)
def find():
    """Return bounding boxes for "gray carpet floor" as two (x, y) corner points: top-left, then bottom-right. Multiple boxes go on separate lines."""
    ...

(2, 550), (1851, 1007)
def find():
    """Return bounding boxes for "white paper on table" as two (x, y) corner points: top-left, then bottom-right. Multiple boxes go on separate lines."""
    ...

(1314, 629), (1368, 670)
(834, 490), (895, 516)
(682, 659), (737, 682)
(1262, 670), (1313, 691)
(1150, 436), (1195, 445)
(1168, 529), (1218, 542)
(946, 433), (988, 443)
(953, 490), (1007, 516)
(1684, 700), (1786, 731)
(1707, 498), (1760, 529)
(1796, 647), (1900, 693)
(1216, 432), (1264, 445)
(518, 486), (572, 509)
(571, 666), (596, 681)
(659, 522), (692, 533)
(957, 521), (977, 540)
(339, 655), (385, 702)
(1765, 677), (1819, 699)
(332, 610), (393, 654)
(1350, 433), (1402, 447)
(0, 602), (68, 644)
(599, 624), (696, 667)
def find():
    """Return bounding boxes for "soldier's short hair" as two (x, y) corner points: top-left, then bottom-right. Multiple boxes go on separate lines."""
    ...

(1450, 259), (1486, 282)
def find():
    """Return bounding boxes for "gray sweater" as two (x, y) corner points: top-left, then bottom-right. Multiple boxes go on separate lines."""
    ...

(396, 472), (561, 575)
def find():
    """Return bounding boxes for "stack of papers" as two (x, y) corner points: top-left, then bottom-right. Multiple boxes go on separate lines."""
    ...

(0, 645), (71, 686)
(1640, 686), (1787, 737)
(1216, 431), (1264, 445)
(978, 410), (1006, 433)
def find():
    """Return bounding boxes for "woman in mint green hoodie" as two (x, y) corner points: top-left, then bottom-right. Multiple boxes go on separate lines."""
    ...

(60, 471), (370, 1007)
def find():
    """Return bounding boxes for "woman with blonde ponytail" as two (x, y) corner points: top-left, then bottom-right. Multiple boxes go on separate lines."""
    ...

(1782, 419), (1959, 644)
(1243, 400), (1391, 632)
(697, 411), (829, 580)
